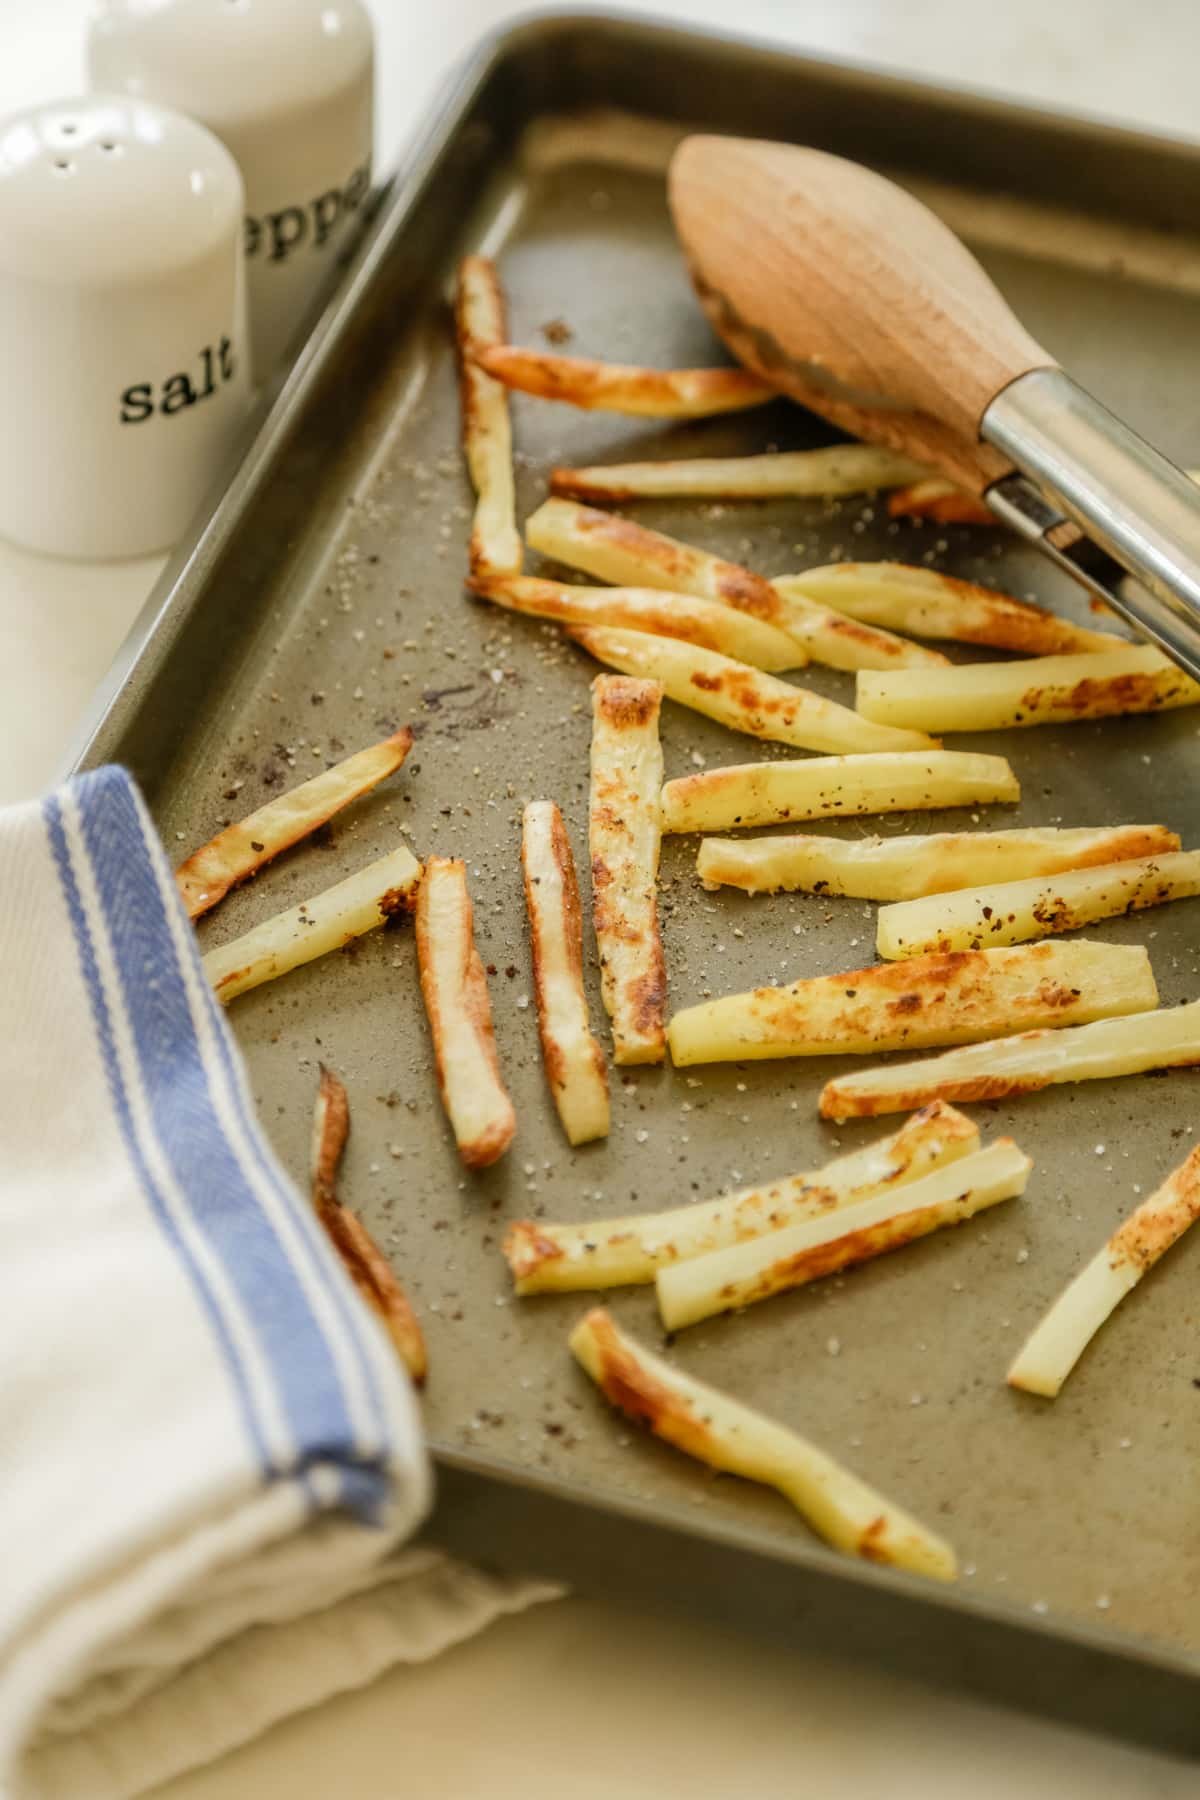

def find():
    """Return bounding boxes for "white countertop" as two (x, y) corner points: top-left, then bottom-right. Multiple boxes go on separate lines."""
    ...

(4, 3), (1198, 1795)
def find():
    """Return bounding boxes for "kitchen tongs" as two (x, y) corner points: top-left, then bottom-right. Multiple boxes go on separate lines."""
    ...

(669, 135), (1200, 680)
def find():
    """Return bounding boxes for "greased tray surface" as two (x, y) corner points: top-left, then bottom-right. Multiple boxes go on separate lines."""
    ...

(75, 13), (1200, 1745)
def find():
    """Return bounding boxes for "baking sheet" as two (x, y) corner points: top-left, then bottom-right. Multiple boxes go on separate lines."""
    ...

(76, 12), (1200, 1737)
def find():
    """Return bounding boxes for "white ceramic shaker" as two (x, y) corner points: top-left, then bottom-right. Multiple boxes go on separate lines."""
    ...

(0, 95), (250, 558)
(88, 0), (375, 376)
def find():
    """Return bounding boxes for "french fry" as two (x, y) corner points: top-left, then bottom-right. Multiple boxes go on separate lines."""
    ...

(699, 824), (1179, 902)
(589, 675), (667, 1065)
(521, 800), (610, 1145)
(525, 498), (942, 672)
(656, 1139), (1031, 1331)
(569, 627), (937, 755)
(570, 1308), (957, 1582)
(856, 645), (1200, 733)
(474, 344), (775, 417)
(666, 940), (1157, 1067)
(887, 478), (995, 525)
(775, 564), (1120, 655)
(661, 750), (1018, 834)
(455, 256), (522, 579)
(415, 856), (515, 1168)
(176, 729), (414, 921)
(504, 1100), (979, 1292)
(204, 844), (422, 1003)
(819, 1000), (1200, 1119)
(1007, 1144), (1200, 1399)
(878, 849), (1200, 959)
(470, 573), (801, 671)
(310, 1067), (427, 1384)
(549, 445), (927, 502)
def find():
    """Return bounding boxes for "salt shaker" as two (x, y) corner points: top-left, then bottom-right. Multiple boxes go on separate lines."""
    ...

(88, 0), (375, 376)
(0, 95), (250, 559)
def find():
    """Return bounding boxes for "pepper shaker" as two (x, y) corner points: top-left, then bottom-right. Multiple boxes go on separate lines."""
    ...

(0, 95), (249, 558)
(88, 0), (375, 376)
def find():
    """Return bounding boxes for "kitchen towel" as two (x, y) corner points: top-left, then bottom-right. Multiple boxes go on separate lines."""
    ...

(0, 767), (556, 1800)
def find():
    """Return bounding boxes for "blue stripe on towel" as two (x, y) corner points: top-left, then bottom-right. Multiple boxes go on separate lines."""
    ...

(43, 788), (269, 1472)
(57, 768), (392, 1516)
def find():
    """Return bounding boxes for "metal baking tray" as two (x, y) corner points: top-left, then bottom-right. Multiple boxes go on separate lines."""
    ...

(73, 10), (1200, 1752)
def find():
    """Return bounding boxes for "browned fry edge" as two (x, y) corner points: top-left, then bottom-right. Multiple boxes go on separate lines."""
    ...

(310, 1067), (427, 1384)
(473, 345), (774, 412)
(312, 1062), (351, 1206)
(522, 802), (609, 1108)
(1109, 1143), (1200, 1275)
(415, 855), (516, 1169)
(177, 727), (414, 921)
(577, 1309), (720, 1463)
(886, 480), (995, 525)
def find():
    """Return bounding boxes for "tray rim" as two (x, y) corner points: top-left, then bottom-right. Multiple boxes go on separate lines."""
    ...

(68, 7), (1200, 1744)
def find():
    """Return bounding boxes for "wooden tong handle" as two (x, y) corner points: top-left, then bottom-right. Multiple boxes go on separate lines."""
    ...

(669, 135), (1055, 495)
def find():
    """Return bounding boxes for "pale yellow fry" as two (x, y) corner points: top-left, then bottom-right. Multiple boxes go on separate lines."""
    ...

(570, 1308), (957, 1582)
(526, 497), (941, 672)
(857, 645), (1200, 733)
(775, 563), (1121, 655)
(657, 1140), (1030, 1331)
(310, 1067), (427, 1384)
(522, 800), (610, 1146)
(700, 823), (1182, 902)
(570, 627), (936, 756)
(550, 445), (927, 502)
(666, 940), (1157, 1067)
(589, 675), (666, 1065)
(204, 845), (422, 1004)
(1008, 1144), (1200, 1399)
(878, 849), (1200, 959)
(456, 255), (522, 579)
(504, 1100), (979, 1292)
(476, 344), (775, 417)
(661, 751), (1018, 834)
(177, 729), (414, 921)
(415, 855), (515, 1169)
(471, 573), (802, 671)
(819, 1001), (1200, 1120)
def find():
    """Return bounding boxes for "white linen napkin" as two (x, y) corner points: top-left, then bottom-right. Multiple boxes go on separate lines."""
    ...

(0, 768), (557, 1800)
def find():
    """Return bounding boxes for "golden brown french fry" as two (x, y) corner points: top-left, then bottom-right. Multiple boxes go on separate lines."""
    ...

(204, 845), (422, 1004)
(589, 675), (667, 1065)
(656, 1140), (1031, 1331)
(1008, 1144), (1200, 1398)
(549, 445), (927, 502)
(819, 1001), (1200, 1119)
(455, 256), (522, 579)
(698, 823), (1182, 902)
(415, 856), (515, 1169)
(176, 729), (414, 921)
(310, 1067), (427, 1384)
(569, 627), (937, 755)
(775, 564), (1120, 655)
(877, 849), (1200, 958)
(504, 1100), (979, 1292)
(521, 800), (610, 1145)
(887, 478), (995, 525)
(660, 751), (1018, 834)
(525, 498), (941, 672)
(470, 573), (801, 671)
(474, 345), (775, 417)
(666, 940), (1157, 1066)
(856, 645), (1200, 733)
(570, 1308), (957, 1582)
